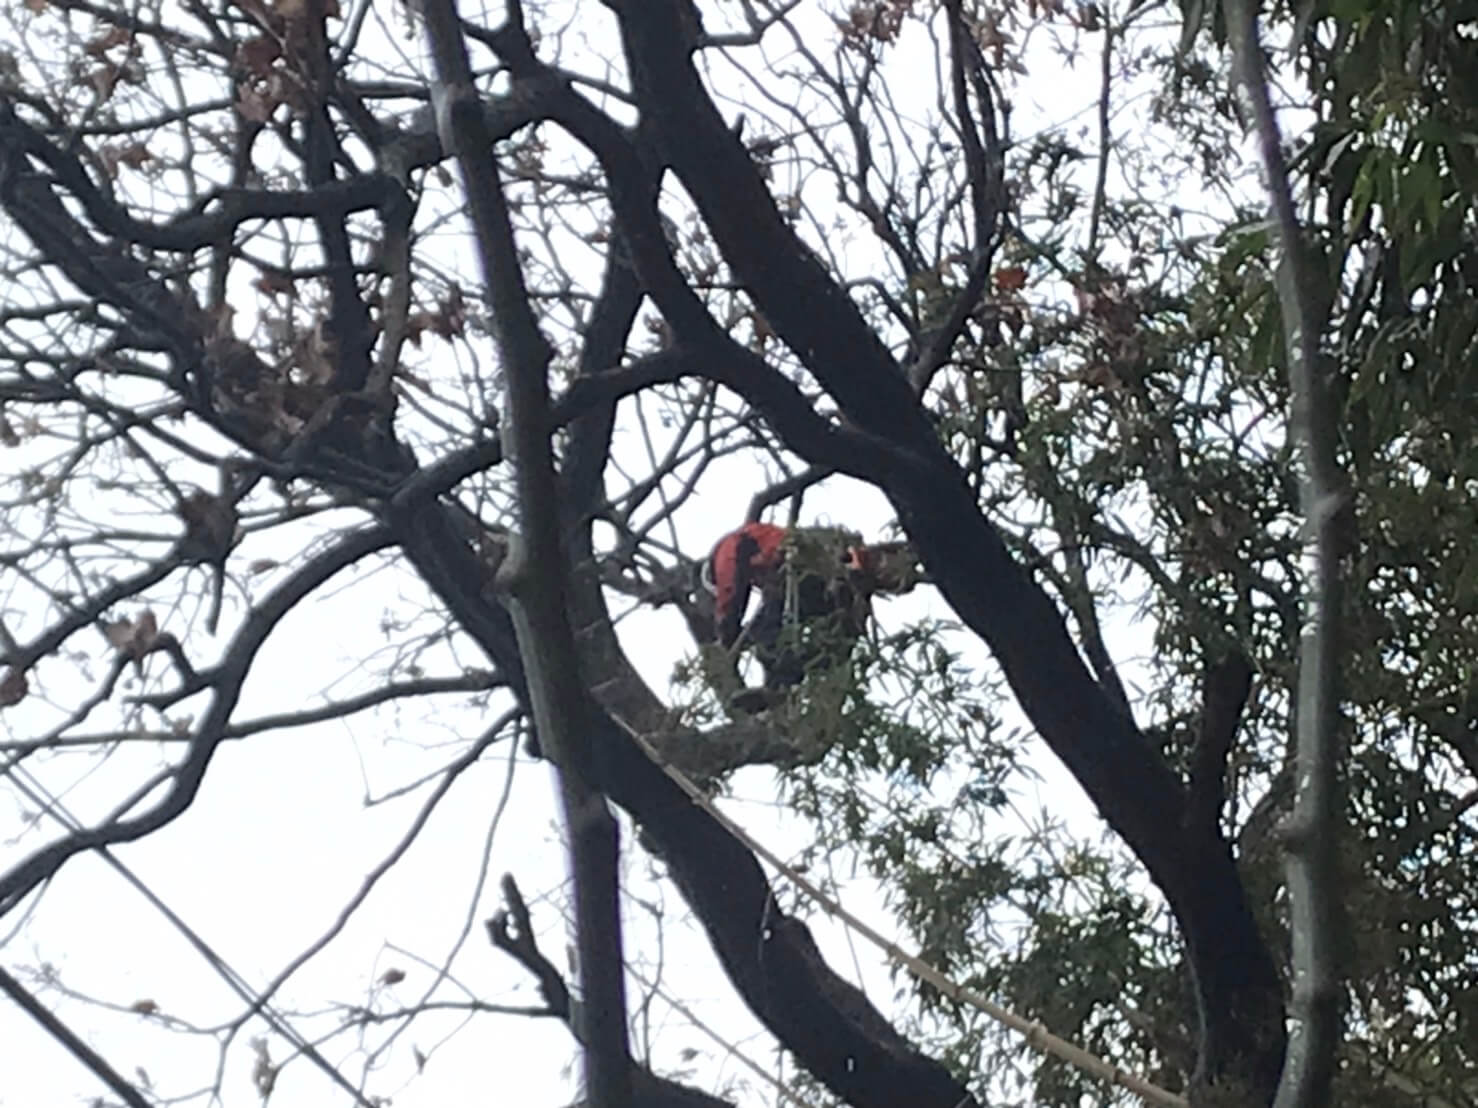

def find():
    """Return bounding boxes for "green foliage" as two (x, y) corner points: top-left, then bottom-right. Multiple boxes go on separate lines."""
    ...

(783, 2), (1478, 1102)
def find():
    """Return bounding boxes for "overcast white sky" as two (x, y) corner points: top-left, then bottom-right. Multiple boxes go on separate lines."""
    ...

(0, 2), (1200, 1105)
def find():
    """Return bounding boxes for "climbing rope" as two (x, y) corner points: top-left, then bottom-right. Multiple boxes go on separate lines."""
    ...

(616, 718), (1189, 1108)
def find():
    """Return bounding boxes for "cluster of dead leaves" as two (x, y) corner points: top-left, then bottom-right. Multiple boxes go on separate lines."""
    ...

(0, 610), (177, 712)
(404, 285), (469, 347)
(0, 408), (43, 447)
(71, 22), (146, 102)
(104, 609), (165, 664)
(993, 265), (1028, 292)
(229, 0), (341, 122)
(836, 0), (917, 45)
(179, 490), (240, 559)
(203, 303), (320, 445)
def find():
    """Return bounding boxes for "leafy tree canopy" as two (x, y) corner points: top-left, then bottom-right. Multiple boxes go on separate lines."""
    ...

(0, 0), (1473, 1105)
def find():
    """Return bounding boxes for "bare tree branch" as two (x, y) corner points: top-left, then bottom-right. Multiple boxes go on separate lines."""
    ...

(421, 6), (632, 1107)
(1187, 651), (1256, 838)
(908, 0), (1007, 393)
(488, 875), (741, 1108)
(0, 527), (392, 917)
(1227, 5), (1349, 1105)
(0, 965), (154, 1108)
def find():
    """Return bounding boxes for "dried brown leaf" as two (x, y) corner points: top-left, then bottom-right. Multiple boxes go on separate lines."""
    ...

(104, 611), (161, 660)
(993, 265), (1029, 292)
(0, 668), (27, 707)
(237, 35), (281, 76)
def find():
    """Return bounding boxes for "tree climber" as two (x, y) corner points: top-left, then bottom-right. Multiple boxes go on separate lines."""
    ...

(702, 521), (924, 695)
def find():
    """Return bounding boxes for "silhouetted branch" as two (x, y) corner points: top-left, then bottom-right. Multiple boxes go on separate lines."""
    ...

(1187, 652), (1255, 838)
(0, 527), (392, 917)
(908, 0), (1007, 393)
(0, 965), (153, 1108)
(1228, 3), (1348, 1104)
(422, 7), (632, 1107)
(488, 874), (573, 1021)
(489, 875), (743, 1108)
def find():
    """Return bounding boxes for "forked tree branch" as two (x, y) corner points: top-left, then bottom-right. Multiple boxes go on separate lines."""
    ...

(488, 875), (740, 1108)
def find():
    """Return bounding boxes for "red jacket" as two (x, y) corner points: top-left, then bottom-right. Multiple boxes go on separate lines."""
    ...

(707, 522), (788, 646)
